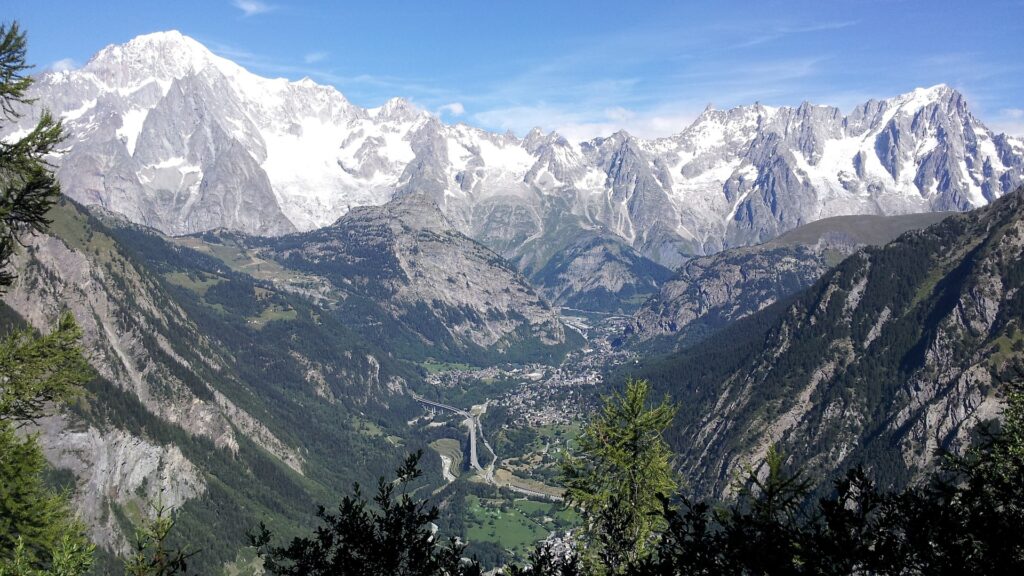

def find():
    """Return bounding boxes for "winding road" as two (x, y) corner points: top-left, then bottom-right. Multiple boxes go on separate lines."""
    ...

(413, 393), (561, 500)
(411, 393), (495, 481)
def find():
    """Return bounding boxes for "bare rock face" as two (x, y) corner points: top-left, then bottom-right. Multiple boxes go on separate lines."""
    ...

(640, 187), (1024, 499)
(8, 32), (1023, 309)
(32, 414), (205, 553)
(5, 233), (238, 451)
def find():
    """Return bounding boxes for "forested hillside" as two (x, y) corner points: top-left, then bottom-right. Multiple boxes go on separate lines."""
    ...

(633, 186), (1024, 498)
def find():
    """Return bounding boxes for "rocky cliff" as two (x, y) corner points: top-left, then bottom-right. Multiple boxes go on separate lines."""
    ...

(264, 193), (571, 357)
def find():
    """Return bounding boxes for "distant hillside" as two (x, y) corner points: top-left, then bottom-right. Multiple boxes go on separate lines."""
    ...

(10, 30), (1023, 311)
(631, 187), (1024, 498)
(629, 211), (952, 345)
(763, 212), (954, 248)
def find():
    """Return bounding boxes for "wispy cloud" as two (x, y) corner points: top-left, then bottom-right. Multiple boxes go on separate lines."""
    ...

(472, 101), (706, 141)
(194, 12), (1017, 142)
(465, 53), (827, 140)
(232, 0), (274, 17)
(304, 51), (328, 64)
(438, 13), (848, 140)
(438, 102), (465, 117)
(732, 20), (859, 49)
(990, 108), (1024, 137)
(48, 58), (78, 72)
(197, 13), (861, 141)
(203, 38), (453, 102)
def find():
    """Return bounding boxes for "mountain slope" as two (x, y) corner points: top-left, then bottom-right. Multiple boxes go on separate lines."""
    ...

(6, 32), (1023, 307)
(630, 212), (952, 344)
(261, 193), (574, 361)
(1, 199), (435, 572)
(632, 187), (1024, 498)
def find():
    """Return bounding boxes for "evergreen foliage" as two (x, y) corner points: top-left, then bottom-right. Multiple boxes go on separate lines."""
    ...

(0, 20), (94, 576)
(252, 451), (482, 576)
(0, 21), (64, 289)
(0, 312), (89, 423)
(124, 501), (195, 576)
(561, 379), (678, 573)
(0, 420), (93, 576)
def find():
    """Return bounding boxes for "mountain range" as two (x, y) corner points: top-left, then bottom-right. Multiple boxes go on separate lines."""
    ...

(4, 30), (1023, 311)
(3, 28), (1024, 574)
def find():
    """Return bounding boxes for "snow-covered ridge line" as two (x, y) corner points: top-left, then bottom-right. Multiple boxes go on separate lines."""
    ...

(10, 30), (1023, 270)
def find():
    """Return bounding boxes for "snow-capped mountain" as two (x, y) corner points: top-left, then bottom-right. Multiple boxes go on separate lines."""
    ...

(7, 31), (1023, 306)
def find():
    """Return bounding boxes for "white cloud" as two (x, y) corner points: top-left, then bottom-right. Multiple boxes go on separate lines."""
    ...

(233, 0), (274, 17)
(990, 108), (1024, 137)
(438, 102), (465, 117)
(733, 20), (859, 49)
(304, 51), (328, 64)
(48, 58), (77, 73)
(473, 102), (703, 141)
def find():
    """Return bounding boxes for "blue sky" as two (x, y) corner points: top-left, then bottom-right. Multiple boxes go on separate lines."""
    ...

(7, 0), (1024, 139)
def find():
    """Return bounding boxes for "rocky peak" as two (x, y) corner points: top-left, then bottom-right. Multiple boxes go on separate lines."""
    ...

(346, 192), (453, 235)
(84, 30), (233, 88)
(376, 97), (424, 122)
(22, 30), (1023, 306)
(394, 118), (453, 205)
(522, 127), (547, 153)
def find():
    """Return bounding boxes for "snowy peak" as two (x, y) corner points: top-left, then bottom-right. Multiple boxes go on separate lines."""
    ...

(890, 84), (960, 113)
(375, 97), (425, 122)
(17, 30), (1024, 282)
(84, 30), (234, 87)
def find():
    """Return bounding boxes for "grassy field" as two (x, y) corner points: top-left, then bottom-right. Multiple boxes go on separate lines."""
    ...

(248, 304), (298, 328)
(421, 359), (475, 374)
(356, 420), (384, 437)
(464, 495), (579, 561)
(429, 438), (463, 478)
(46, 201), (119, 263)
(989, 329), (1024, 368)
(493, 468), (564, 499)
(464, 496), (550, 560)
(223, 547), (262, 576)
(533, 422), (582, 447)
(173, 236), (329, 287)
(164, 271), (224, 295)
(765, 212), (953, 249)
(173, 236), (288, 278)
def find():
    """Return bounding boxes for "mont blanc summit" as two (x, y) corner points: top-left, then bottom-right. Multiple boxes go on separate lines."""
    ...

(12, 32), (1022, 265)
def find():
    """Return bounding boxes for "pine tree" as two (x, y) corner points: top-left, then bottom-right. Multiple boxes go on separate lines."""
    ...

(252, 451), (482, 576)
(0, 315), (94, 574)
(0, 21), (65, 288)
(561, 378), (678, 573)
(0, 20), (94, 576)
(124, 500), (195, 576)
